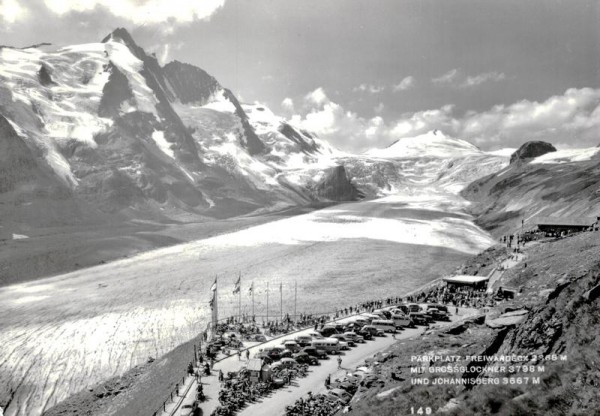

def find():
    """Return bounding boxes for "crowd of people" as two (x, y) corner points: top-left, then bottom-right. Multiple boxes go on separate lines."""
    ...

(284, 392), (342, 416)
(210, 362), (310, 416)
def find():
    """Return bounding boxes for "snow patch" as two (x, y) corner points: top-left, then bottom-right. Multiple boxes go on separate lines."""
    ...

(104, 41), (159, 117)
(366, 131), (481, 159)
(151, 130), (175, 158)
(530, 147), (600, 164)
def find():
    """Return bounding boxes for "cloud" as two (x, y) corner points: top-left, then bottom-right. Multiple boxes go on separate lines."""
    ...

(461, 71), (506, 88)
(290, 87), (395, 151)
(289, 87), (600, 152)
(39, 0), (225, 25)
(0, 0), (28, 24)
(353, 83), (385, 94)
(374, 102), (385, 114)
(304, 87), (329, 106)
(389, 87), (600, 149)
(432, 69), (507, 88)
(281, 97), (295, 112)
(393, 76), (415, 92)
(432, 69), (460, 85)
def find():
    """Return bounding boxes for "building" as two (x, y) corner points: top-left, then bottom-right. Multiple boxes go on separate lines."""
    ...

(246, 359), (271, 383)
(443, 275), (489, 290)
(534, 216), (599, 235)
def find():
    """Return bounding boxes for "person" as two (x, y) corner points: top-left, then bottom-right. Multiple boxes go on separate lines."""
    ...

(392, 332), (396, 340)
(325, 374), (331, 389)
(238, 349), (242, 360)
(246, 349), (250, 360)
(218, 369), (224, 382)
(337, 357), (342, 369)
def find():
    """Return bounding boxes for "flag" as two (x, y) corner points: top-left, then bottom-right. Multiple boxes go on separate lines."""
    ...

(248, 281), (254, 294)
(210, 278), (217, 292)
(209, 292), (215, 309)
(233, 275), (240, 294)
(279, 282), (282, 293)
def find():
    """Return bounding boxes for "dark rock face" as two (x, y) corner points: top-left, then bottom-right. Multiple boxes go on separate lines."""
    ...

(509, 141), (556, 164)
(315, 165), (363, 201)
(0, 114), (38, 192)
(163, 61), (220, 105)
(38, 64), (56, 86)
(279, 123), (318, 154)
(222, 89), (265, 155)
(98, 63), (134, 118)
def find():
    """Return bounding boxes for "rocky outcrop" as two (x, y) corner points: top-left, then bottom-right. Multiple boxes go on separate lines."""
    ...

(163, 61), (220, 105)
(38, 64), (56, 86)
(98, 63), (134, 118)
(278, 123), (318, 154)
(315, 165), (363, 201)
(509, 141), (556, 164)
(222, 89), (266, 155)
(0, 114), (39, 192)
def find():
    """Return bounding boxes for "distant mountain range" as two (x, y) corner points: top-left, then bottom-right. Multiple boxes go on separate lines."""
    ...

(1, 28), (598, 239)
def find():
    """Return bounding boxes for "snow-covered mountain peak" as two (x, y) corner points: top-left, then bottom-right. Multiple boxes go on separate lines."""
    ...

(366, 130), (481, 159)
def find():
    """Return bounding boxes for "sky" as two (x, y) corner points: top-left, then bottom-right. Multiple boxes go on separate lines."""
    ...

(1, 0), (599, 152)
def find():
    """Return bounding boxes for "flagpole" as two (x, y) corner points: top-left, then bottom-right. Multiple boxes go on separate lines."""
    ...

(266, 282), (269, 324)
(294, 280), (297, 325)
(238, 272), (242, 322)
(251, 282), (255, 319)
(211, 275), (218, 341)
(280, 281), (283, 321)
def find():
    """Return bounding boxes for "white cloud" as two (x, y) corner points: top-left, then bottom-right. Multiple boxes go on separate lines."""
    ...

(281, 97), (294, 112)
(389, 88), (600, 149)
(304, 87), (329, 106)
(42, 0), (225, 25)
(432, 69), (460, 85)
(353, 83), (385, 94)
(432, 69), (507, 88)
(393, 76), (415, 92)
(0, 0), (28, 24)
(290, 88), (394, 151)
(461, 71), (506, 88)
(290, 87), (600, 152)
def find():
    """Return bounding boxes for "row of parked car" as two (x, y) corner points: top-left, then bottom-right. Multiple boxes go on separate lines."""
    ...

(254, 303), (452, 367)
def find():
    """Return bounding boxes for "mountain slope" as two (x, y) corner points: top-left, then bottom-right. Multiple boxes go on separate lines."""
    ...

(462, 144), (600, 237)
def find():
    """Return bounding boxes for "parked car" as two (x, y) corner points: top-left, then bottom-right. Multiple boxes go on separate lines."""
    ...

(302, 346), (328, 359)
(306, 331), (324, 339)
(343, 332), (365, 343)
(319, 326), (338, 338)
(372, 309), (392, 319)
(293, 352), (319, 365)
(295, 335), (313, 347)
(408, 312), (430, 325)
(327, 388), (352, 404)
(283, 340), (301, 353)
(355, 328), (373, 340)
(362, 325), (385, 337)
(353, 318), (368, 327)
(331, 334), (355, 347)
(408, 303), (422, 313)
(425, 307), (450, 321)
(257, 346), (291, 361)
(394, 304), (410, 315)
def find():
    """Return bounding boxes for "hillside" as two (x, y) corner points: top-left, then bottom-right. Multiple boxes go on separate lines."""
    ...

(462, 141), (600, 237)
(347, 231), (600, 416)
